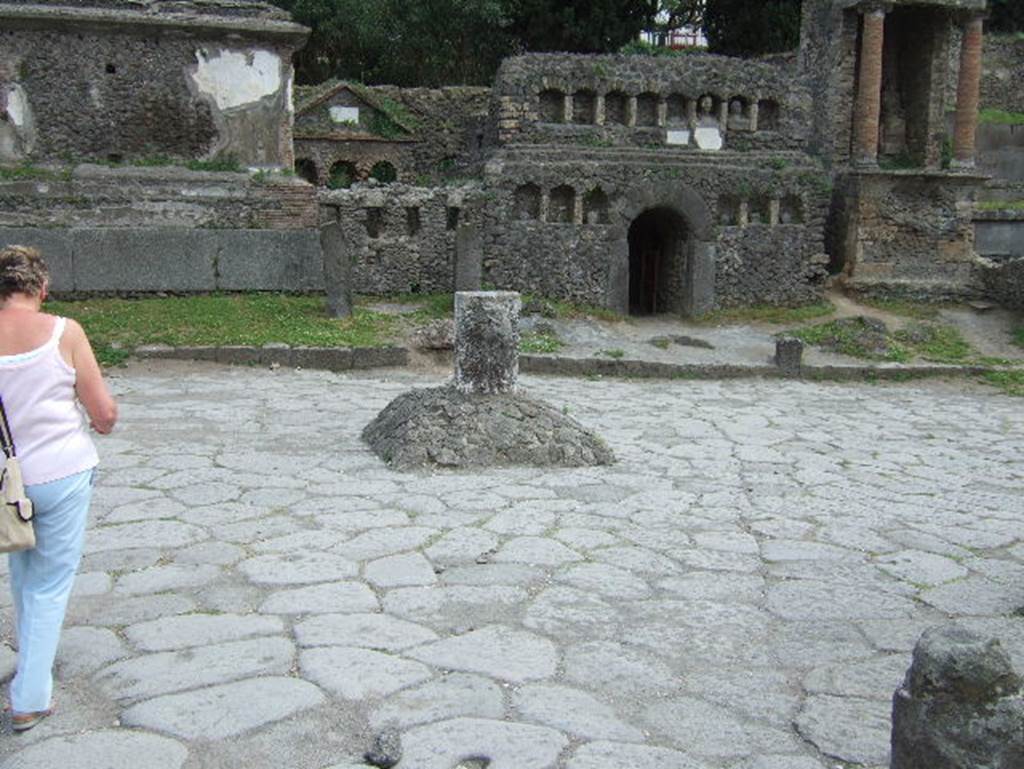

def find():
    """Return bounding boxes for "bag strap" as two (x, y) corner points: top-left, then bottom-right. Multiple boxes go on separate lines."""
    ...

(0, 396), (16, 459)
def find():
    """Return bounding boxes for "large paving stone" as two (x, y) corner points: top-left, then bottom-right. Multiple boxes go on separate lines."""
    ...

(804, 654), (909, 700)
(566, 741), (709, 769)
(300, 647), (433, 699)
(383, 585), (529, 627)
(395, 717), (568, 769)
(523, 586), (622, 639)
(295, 613), (438, 650)
(766, 580), (916, 620)
(114, 564), (222, 595)
(238, 552), (358, 585)
(370, 673), (505, 730)
(96, 637), (295, 702)
(493, 537), (584, 566)
(122, 676), (326, 739)
(556, 563), (650, 599)
(919, 576), (1020, 615)
(0, 730), (187, 769)
(875, 550), (968, 585)
(512, 684), (644, 740)
(365, 552), (437, 588)
(564, 640), (679, 697)
(125, 613), (285, 652)
(65, 593), (197, 627)
(407, 626), (557, 683)
(795, 694), (891, 766)
(645, 698), (797, 757)
(259, 582), (380, 615)
(84, 520), (207, 553)
(333, 527), (439, 561)
(57, 626), (130, 677)
(424, 527), (500, 565)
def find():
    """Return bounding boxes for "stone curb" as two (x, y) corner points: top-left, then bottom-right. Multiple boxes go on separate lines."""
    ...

(130, 345), (1002, 383)
(133, 344), (409, 372)
(519, 354), (994, 382)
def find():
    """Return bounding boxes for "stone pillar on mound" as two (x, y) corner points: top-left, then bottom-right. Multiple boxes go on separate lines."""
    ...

(454, 291), (521, 395)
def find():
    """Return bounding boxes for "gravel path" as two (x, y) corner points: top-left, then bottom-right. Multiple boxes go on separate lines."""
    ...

(1, 362), (1021, 769)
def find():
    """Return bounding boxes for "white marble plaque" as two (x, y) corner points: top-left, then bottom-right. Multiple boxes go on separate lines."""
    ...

(694, 126), (723, 151)
(666, 130), (691, 146)
(330, 106), (360, 124)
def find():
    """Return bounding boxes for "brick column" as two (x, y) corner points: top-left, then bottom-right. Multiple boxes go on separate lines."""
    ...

(952, 15), (984, 168)
(852, 7), (887, 166)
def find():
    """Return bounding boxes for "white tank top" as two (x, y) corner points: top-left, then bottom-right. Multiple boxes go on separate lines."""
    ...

(0, 317), (99, 485)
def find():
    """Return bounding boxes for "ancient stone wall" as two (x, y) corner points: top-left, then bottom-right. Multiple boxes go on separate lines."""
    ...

(832, 170), (985, 299)
(492, 53), (809, 153)
(293, 85), (491, 186)
(947, 32), (1024, 115)
(0, 2), (307, 167)
(479, 148), (830, 310)
(0, 166), (320, 293)
(318, 184), (482, 295)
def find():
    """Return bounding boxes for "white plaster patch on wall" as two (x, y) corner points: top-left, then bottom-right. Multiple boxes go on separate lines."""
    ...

(329, 106), (359, 124)
(5, 84), (30, 128)
(190, 48), (283, 110)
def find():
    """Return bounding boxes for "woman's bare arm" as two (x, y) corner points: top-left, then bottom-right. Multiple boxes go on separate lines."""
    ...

(64, 319), (118, 434)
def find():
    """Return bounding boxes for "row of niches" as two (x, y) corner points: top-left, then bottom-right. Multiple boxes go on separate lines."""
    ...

(719, 195), (804, 227)
(537, 89), (781, 133)
(357, 205), (463, 239)
(513, 184), (611, 225)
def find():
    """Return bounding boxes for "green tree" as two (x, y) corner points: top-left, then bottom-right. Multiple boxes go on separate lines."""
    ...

(703, 0), (802, 57)
(989, 0), (1024, 34)
(505, 0), (655, 53)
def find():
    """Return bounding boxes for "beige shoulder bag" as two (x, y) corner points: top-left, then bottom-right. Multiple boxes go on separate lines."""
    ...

(0, 395), (35, 553)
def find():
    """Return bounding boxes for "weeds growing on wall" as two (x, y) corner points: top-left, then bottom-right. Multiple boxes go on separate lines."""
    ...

(979, 109), (1024, 126)
(976, 200), (1024, 212)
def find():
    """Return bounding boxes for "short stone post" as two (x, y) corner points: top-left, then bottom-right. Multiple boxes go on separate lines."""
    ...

(320, 221), (353, 318)
(891, 625), (1024, 769)
(454, 222), (483, 292)
(775, 336), (804, 375)
(454, 291), (521, 395)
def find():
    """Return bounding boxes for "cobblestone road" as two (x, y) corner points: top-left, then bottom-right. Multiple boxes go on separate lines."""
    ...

(2, 363), (1022, 769)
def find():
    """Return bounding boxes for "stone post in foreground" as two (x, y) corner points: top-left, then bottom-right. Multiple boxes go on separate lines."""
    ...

(454, 291), (521, 395)
(320, 221), (353, 319)
(891, 624), (1024, 769)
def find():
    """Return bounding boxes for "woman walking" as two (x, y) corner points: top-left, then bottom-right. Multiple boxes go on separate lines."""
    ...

(0, 245), (117, 732)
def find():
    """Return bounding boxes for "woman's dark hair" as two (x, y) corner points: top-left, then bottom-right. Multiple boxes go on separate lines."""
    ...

(0, 245), (49, 300)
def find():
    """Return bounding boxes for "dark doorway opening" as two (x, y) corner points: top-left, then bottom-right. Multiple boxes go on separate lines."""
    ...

(628, 207), (688, 315)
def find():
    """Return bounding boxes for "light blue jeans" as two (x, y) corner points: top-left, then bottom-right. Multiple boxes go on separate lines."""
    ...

(8, 468), (94, 713)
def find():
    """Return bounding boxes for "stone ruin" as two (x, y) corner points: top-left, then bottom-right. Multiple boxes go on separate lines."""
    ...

(891, 624), (1024, 769)
(362, 291), (614, 470)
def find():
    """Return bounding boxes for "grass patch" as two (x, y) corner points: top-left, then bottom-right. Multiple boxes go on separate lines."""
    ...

(983, 370), (1024, 397)
(597, 348), (625, 359)
(895, 324), (972, 364)
(859, 297), (941, 320)
(790, 318), (909, 362)
(977, 199), (1024, 212)
(519, 329), (564, 354)
(0, 163), (69, 182)
(185, 155), (242, 173)
(695, 301), (835, 326)
(1013, 323), (1024, 349)
(521, 294), (624, 323)
(47, 294), (407, 367)
(979, 108), (1024, 126)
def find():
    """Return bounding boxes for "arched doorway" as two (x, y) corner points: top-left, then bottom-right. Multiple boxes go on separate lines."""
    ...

(294, 157), (319, 185)
(627, 207), (688, 315)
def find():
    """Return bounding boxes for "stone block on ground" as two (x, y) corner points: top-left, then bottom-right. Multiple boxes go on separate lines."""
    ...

(891, 624), (1024, 769)
(774, 336), (804, 373)
(454, 291), (520, 395)
(321, 221), (354, 318)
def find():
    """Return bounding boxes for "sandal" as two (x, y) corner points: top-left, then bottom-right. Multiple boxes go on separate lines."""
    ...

(11, 709), (52, 732)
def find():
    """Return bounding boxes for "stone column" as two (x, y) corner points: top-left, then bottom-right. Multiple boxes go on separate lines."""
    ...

(594, 94), (606, 126)
(738, 200), (750, 228)
(852, 6), (887, 166)
(952, 15), (984, 168)
(454, 222), (482, 291)
(686, 99), (698, 128)
(573, 195), (584, 225)
(749, 101), (760, 132)
(626, 96), (638, 127)
(656, 98), (668, 128)
(539, 190), (550, 223)
(454, 291), (521, 395)
(320, 221), (353, 318)
(563, 94), (574, 124)
(769, 198), (780, 227)
(717, 100), (730, 130)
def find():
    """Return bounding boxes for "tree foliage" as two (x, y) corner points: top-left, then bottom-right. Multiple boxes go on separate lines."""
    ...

(703, 0), (802, 57)
(988, 0), (1024, 34)
(505, 0), (655, 53)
